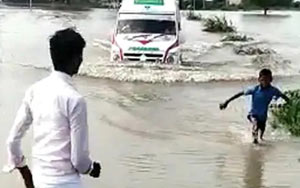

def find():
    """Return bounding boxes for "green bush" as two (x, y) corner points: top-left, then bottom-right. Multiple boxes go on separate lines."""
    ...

(271, 90), (300, 136)
(186, 10), (202, 21)
(221, 33), (254, 42)
(203, 16), (236, 33)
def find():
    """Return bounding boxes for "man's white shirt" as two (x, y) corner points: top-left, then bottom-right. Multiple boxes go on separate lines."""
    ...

(5, 71), (92, 184)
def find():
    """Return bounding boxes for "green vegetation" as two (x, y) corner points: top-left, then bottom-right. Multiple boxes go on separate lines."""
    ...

(271, 90), (300, 136)
(220, 4), (240, 11)
(221, 33), (253, 42)
(180, 0), (295, 12)
(186, 10), (202, 20)
(234, 46), (275, 55)
(203, 16), (236, 33)
(293, 1), (300, 9)
(181, 0), (208, 10)
(1, 0), (121, 8)
(2, 0), (296, 11)
(243, 0), (293, 15)
(181, 0), (237, 10)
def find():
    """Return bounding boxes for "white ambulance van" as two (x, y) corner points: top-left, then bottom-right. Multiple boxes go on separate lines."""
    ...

(110, 0), (181, 64)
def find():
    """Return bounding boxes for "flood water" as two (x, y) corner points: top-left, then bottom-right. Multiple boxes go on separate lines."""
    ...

(0, 7), (300, 188)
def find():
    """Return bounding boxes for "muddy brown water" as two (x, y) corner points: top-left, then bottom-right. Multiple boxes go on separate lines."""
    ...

(0, 8), (300, 188)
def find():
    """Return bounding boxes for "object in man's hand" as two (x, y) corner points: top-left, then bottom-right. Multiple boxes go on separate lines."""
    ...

(17, 166), (34, 188)
(219, 102), (228, 110)
(3, 156), (27, 173)
(89, 162), (101, 178)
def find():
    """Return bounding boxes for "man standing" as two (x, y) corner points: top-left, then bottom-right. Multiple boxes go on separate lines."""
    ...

(4, 28), (101, 188)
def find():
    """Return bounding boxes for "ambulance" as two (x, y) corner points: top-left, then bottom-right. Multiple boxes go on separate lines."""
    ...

(110, 0), (181, 64)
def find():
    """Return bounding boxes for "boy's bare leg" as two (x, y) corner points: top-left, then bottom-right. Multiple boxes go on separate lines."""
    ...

(260, 125), (266, 141)
(251, 118), (259, 144)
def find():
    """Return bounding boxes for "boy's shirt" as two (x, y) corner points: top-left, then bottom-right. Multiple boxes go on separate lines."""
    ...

(244, 85), (283, 122)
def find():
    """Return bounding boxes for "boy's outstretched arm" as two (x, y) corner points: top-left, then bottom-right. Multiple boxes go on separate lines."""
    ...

(280, 93), (290, 103)
(220, 91), (244, 110)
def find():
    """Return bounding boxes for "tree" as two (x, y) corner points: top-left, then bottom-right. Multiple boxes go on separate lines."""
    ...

(181, 0), (204, 10)
(250, 0), (292, 15)
(294, 1), (300, 8)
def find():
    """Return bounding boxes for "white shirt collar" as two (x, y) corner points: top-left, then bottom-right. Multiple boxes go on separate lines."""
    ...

(51, 71), (73, 86)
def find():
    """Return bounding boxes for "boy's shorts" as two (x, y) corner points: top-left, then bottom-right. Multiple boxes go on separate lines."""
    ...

(247, 115), (266, 132)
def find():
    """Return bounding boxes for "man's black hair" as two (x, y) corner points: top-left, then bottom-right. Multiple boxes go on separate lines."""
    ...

(50, 28), (86, 72)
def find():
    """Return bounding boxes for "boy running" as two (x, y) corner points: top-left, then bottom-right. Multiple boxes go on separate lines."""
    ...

(220, 69), (289, 144)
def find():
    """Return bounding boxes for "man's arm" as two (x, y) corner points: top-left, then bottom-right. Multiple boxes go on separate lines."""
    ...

(69, 97), (101, 177)
(6, 90), (34, 188)
(220, 91), (244, 110)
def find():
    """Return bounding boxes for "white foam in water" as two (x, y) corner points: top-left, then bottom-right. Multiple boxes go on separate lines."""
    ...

(11, 36), (299, 84)
(79, 37), (300, 83)
(14, 46), (299, 84)
(181, 42), (223, 62)
(270, 129), (292, 141)
(78, 59), (299, 83)
(93, 39), (111, 52)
